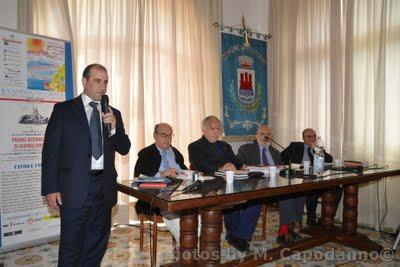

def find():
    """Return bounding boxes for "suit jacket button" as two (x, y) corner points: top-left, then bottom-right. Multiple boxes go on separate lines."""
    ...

(88, 153), (91, 158)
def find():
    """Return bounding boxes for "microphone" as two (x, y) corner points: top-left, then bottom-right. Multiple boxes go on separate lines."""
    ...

(181, 180), (202, 193)
(101, 95), (112, 133)
(264, 136), (295, 178)
(264, 136), (285, 150)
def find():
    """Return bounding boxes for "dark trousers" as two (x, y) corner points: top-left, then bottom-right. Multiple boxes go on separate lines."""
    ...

(279, 196), (306, 224)
(223, 202), (261, 241)
(58, 176), (112, 267)
(306, 186), (343, 219)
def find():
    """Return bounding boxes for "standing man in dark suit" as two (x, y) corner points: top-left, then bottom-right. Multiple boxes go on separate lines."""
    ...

(134, 122), (188, 243)
(188, 116), (257, 253)
(280, 128), (341, 226)
(42, 63), (131, 266)
(237, 125), (304, 245)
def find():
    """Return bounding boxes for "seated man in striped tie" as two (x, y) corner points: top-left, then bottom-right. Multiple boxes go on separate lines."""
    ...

(237, 125), (304, 245)
(134, 123), (188, 243)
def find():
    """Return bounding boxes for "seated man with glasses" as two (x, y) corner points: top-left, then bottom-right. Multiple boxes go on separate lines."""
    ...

(280, 128), (341, 226)
(134, 123), (187, 243)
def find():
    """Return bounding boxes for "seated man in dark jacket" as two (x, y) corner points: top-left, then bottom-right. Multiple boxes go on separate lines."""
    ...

(134, 123), (187, 243)
(188, 115), (257, 253)
(237, 125), (305, 245)
(280, 128), (342, 226)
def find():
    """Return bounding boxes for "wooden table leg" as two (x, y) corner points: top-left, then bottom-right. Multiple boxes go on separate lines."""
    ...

(301, 184), (382, 253)
(199, 209), (222, 266)
(342, 184), (358, 235)
(179, 211), (198, 266)
(332, 184), (383, 252)
(320, 189), (338, 229)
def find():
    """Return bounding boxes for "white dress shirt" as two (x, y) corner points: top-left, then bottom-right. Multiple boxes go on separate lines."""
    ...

(81, 93), (104, 170)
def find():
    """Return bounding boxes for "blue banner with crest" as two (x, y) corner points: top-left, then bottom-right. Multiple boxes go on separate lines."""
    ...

(221, 32), (267, 136)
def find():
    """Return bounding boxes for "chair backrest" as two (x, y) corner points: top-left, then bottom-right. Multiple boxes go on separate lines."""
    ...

(189, 163), (195, 170)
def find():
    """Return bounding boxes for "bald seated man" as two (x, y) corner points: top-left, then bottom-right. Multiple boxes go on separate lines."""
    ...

(238, 125), (305, 244)
(134, 123), (188, 243)
(237, 125), (281, 166)
(280, 128), (341, 226)
(188, 116), (258, 253)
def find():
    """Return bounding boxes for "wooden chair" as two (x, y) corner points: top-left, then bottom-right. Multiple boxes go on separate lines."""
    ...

(260, 204), (267, 240)
(139, 212), (176, 267)
(259, 202), (281, 240)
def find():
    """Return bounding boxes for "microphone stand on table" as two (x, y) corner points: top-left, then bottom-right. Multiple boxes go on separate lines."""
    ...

(265, 136), (294, 183)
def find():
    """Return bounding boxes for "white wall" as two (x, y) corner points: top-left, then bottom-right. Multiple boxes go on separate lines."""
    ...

(0, 0), (17, 29)
(222, 0), (269, 34)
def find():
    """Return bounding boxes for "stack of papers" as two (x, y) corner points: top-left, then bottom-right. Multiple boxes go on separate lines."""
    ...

(214, 171), (248, 179)
(132, 176), (171, 186)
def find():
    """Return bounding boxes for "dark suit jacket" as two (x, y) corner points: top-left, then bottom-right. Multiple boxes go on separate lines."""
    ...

(41, 96), (131, 208)
(237, 140), (282, 166)
(133, 143), (187, 215)
(280, 141), (332, 165)
(188, 136), (243, 175)
(134, 143), (187, 177)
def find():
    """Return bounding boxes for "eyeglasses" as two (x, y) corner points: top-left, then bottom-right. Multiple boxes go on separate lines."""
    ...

(304, 135), (316, 138)
(157, 133), (174, 138)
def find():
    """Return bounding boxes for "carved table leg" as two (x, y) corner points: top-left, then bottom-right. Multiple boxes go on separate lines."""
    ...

(342, 184), (358, 235)
(320, 189), (338, 229)
(180, 212), (198, 266)
(335, 184), (383, 251)
(199, 209), (222, 266)
(301, 184), (383, 253)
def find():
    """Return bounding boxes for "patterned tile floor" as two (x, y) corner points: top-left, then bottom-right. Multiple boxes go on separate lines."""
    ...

(1, 207), (399, 266)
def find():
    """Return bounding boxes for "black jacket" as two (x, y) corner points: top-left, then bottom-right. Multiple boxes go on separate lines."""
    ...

(134, 143), (187, 177)
(280, 141), (333, 165)
(188, 136), (242, 175)
(134, 143), (187, 215)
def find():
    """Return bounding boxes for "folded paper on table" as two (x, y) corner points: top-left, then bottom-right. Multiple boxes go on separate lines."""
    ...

(214, 170), (248, 179)
(176, 170), (194, 180)
(132, 176), (171, 187)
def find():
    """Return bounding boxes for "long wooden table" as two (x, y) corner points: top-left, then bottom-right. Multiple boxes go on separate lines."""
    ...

(118, 166), (400, 266)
